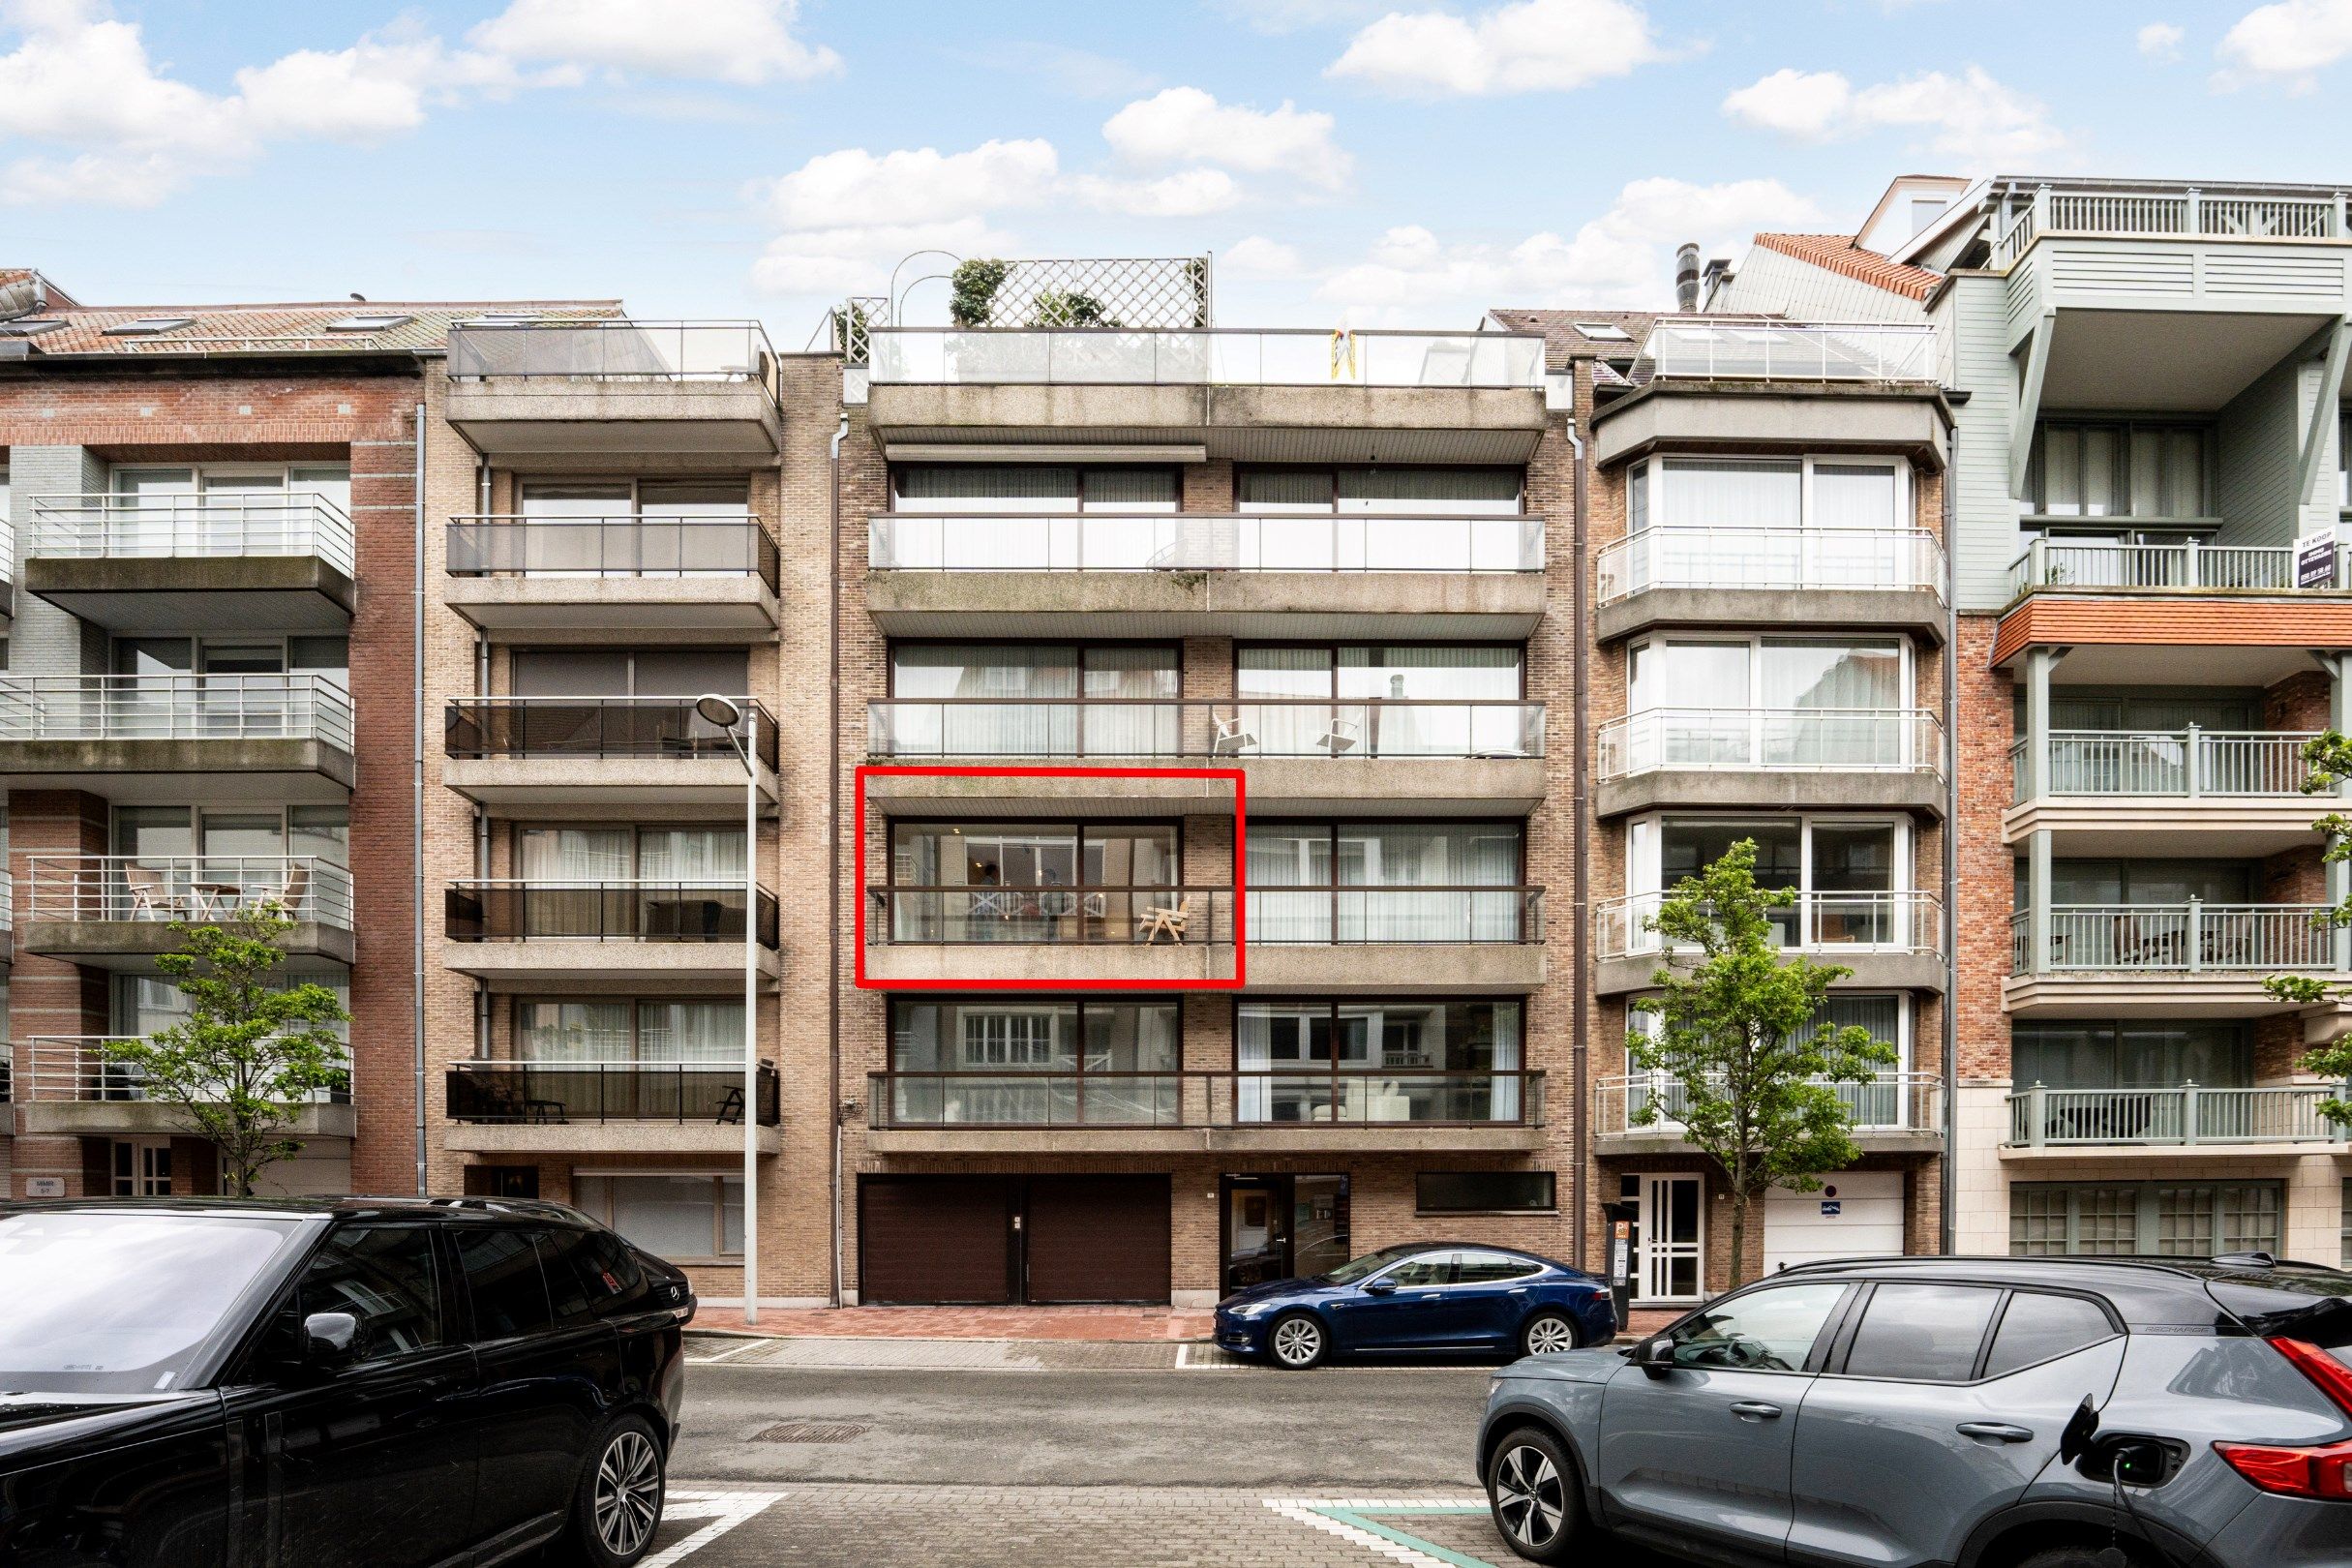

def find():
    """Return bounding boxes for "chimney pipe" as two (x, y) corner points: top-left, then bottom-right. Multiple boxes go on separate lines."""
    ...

(1674, 242), (1701, 313)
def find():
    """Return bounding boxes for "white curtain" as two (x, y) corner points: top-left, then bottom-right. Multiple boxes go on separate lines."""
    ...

(517, 999), (631, 1063)
(1248, 828), (1333, 942)
(519, 828), (631, 881)
(634, 828), (746, 884)
(1761, 640), (1902, 766)
(1810, 465), (1902, 588)
(1080, 646), (1179, 756)
(637, 1000), (743, 1064)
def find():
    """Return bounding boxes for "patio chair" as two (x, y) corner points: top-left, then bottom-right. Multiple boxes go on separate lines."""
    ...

(121, 863), (176, 920)
(273, 860), (313, 920)
(1210, 710), (1257, 756)
(1137, 894), (1193, 945)
(1316, 717), (1360, 757)
(715, 1084), (745, 1125)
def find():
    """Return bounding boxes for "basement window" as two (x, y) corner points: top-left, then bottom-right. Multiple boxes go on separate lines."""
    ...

(1417, 1170), (1556, 1215)
(102, 317), (196, 336)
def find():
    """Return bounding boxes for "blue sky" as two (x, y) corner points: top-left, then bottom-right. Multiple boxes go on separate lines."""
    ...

(3, 0), (2344, 336)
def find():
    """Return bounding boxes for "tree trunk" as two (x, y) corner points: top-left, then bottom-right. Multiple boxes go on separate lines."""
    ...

(1728, 1190), (1748, 1290)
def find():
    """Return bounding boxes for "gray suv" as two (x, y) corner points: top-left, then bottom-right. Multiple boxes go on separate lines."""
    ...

(1478, 1254), (2352, 1567)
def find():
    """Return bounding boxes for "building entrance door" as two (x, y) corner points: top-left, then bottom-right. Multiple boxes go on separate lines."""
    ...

(1637, 1173), (1704, 1305)
(1220, 1174), (1350, 1295)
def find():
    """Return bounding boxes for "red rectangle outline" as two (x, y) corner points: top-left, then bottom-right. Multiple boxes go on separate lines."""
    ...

(853, 765), (1247, 990)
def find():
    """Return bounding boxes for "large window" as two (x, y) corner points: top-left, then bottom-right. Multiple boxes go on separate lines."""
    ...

(514, 999), (743, 1064)
(1629, 992), (1911, 1127)
(109, 464), (351, 552)
(1236, 644), (1525, 757)
(883, 642), (1179, 757)
(885, 998), (1182, 1125)
(572, 1173), (743, 1262)
(2012, 1022), (2252, 1091)
(1248, 822), (1524, 942)
(509, 647), (749, 698)
(885, 822), (1180, 943)
(1416, 1170), (1556, 1214)
(2025, 422), (2209, 523)
(1238, 467), (1522, 514)
(520, 477), (748, 522)
(1622, 636), (1911, 769)
(2011, 1181), (2281, 1257)
(893, 465), (1177, 512)
(1235, 999), (1525, 1124)
(1627, 815), (1909, 948)
(1619, 457), (1912, 591)
(516, 824), (745, 883)
(2021, 858), (2254, 909)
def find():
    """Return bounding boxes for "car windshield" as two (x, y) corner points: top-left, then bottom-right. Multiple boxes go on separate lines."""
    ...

(0, 1211), (308, 1395)
(1320, 1245), (1430, 1285)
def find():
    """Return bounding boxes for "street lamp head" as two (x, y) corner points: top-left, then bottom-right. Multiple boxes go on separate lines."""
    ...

(694, 693), (743, 728)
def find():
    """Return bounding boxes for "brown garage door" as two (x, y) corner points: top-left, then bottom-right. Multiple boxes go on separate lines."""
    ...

(1025, 1175), (1170, 1305)
(859, 1177), (1013, 1305)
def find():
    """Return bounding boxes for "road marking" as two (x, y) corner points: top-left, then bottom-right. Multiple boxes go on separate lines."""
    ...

(643, 1489), (778, 1565)
(684, 1338), (770, 1366)
(1265, 1498), (1497, 1568)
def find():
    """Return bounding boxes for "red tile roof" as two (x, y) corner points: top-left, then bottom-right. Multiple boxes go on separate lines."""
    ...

(3, 298), (622, 357)
(1750, 233), (1942, 302)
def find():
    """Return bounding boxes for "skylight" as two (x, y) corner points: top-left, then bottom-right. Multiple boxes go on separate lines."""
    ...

(1574, 322), (1634, 342)
(328, 313), (412, 332)
(0, 318), (64, 337)
(102, 317), (196, 336)
(459, 313), (540, 327)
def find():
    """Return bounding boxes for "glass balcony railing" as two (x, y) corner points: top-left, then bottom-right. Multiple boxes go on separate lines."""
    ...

(1597, 708), (1943, 778)
(446, 881), (780, 947)
(2006, 537), (2348, 596)
(2009, 729), (2321, 802)
(444, 698), (778, 768)
(29, 494), (356, 576)
(447, 516), (779, 588)
(869, 512), (1544, 573)
(866, 1069), (1546, 1129)
(868, 887), (1229, 946)
(1599, 1071), (1941, 1135)
(867, 327), (1545, 388)
(1596, 890), (1942, 960)
(1594, 527), (1943, 603)
(1633, 322), (1938, 382)
(0, 674), (354, 751)
(23, 856), (352, 928)
(2005, 1083), (2344, 1147)
(23, 1036), (349, 1105)
(446, 320), (775, 382)
(868, 698), (1545, 760)
(2009, 902), (2340, 973)
(445, 1060), (778, 1126)
(1245, 887), (1543, 944)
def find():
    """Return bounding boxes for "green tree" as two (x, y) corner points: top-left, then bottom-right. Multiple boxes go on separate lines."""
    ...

(1628, 839), (1900, 1287)
(2263, 731), (2352, 1130)
(1027, 289), (1118, 327)
(99, 903), (352, 1197)
(948, 258), (1008, 326)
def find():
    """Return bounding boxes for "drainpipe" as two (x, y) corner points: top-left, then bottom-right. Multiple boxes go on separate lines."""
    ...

(1567, 416), (1591, 1268)
(829, 407), (850, 1309)
(413, 402), (429, 1195)
(1941, 421), (1959, 1254)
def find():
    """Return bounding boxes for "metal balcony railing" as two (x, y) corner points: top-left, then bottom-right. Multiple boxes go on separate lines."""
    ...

(868, 886), (1230, 946)
(2009, 729), (2321, 802)
(1595, 527), (1944, 604)
(1245, 887), (1544, 945)
(444, 698), (778, 769)
(1595, 890), (1943, 961)
(27, 493), (357, 576)
(866, 1069), (1545, 1129)
(2006, 536), (2346, 596)
(446, 516), (779, 588)
(446, 881), (780, 947)
(446, 320), (775, 382)
(868, 512), (1545, 573)
(445, 1060), (779, 1126)
(0, 674), (355, 751)
(1992, 182), (2352, 268)
(23, 856), (353, 928)
(1597, 708), (1944, 778)
(2005, 1082), (2345, 1147)
(1633, 322), (1939, 382)
(868, 698), (1546, 761)
(21, 1037), (349, 1104)
(2009, 902), (2340, 973)
(1598, 1071), (1942, 1135)
(867, 327), (1546, 388)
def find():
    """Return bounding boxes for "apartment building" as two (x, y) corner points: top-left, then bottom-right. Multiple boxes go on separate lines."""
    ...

(1710, 173), (2352, 1272)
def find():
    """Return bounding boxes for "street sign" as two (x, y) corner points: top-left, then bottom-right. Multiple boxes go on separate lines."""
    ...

(22, 1177), (64, 1198)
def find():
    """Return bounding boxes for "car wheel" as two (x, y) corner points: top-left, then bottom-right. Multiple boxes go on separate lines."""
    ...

(1517, 1311), (1580, 1358)
(558, 1414), (666, 1567)
(1267, 1312), (1327, 1370)
(1486, 1426), (1586, 1563)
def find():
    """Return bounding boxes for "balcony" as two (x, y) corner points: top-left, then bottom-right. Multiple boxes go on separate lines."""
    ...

(2006, 900), (2344, 1016)
(1593, 527), (1945, 643)
(442, 698), (780, 810)
(2006, 728), (2327, 852)
(860, 885), (1237, 986)
(1595, 707), (1945, 817)
(442, 880), (781, 989)
(2006, 538), (2348, 600)
(863, 698), (1548, 816)
(24, 494), (355, 631)
(2003, 1082), (2344, 1157)
(863, 328), (1549, 467)
(0, 675), (354, 799)
(1243, 886), (1546, 994)
(864, 1068), (1546, 1154)
(15, 1036), (354, 1139)
(1593, 890), (1944, 995)
(443, 1059), (780, 1156)
(20, 856), (353, 969)
(1633, 322), (1940, 384)
(444, 320), (781, 460)
(863, 512), (1547, 638)
(444, 517), (780, 634)
(1595, 1071), (1943, 1155)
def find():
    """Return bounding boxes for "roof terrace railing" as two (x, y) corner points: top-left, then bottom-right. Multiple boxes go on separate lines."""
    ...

(1634, 322), (1939, 383)
(1993, 183), (2352, 268)
(866, 327), (1545, 389)
(447, 320), (775, 382)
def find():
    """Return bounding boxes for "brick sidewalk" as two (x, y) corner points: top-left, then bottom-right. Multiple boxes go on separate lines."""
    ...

(691, 1305), (1214, 1341)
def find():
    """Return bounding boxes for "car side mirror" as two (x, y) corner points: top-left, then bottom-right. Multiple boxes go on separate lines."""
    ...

(1633, 1338), (1677, 1377)
(302, 1311), (365, 1370)
(1361, 1279), (1398, 1296)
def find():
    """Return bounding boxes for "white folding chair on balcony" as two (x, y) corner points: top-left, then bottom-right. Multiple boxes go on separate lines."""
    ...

(121, 863), (177, 921)
(1317, 717), (1360, 757)
(264, 861), (312, 920)
(1211, 710), (1257, 756)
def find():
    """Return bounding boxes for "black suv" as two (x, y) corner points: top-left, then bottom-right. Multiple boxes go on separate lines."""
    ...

(0, 1196), (695, 1568)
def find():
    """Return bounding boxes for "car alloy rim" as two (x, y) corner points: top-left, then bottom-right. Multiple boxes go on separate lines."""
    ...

(1494, 1443), (1566, 1549)
(594, 1430), (662, 1557)
(1273, 1318), (1320, 1365)
(1524, 1316), (1576, 1355)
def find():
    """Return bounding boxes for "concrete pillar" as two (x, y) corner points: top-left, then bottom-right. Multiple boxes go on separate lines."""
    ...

(2025, 646), (2055, 801)
(2029, 828), (2054, 974)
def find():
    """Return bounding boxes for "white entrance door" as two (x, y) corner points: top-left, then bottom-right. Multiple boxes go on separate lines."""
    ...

(1764, 1172), (1904, 1275)
(1638, 1174), (1704, 1303)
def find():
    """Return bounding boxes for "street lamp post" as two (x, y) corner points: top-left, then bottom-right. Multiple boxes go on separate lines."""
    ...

(696, 693), (760, 1326)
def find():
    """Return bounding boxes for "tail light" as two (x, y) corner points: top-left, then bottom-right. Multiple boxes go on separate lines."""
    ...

(2216, 1439), (2352, 1499)
(2271, 1337), (2352, 1419)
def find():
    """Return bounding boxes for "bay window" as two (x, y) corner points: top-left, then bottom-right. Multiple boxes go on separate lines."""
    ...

(1626, 814), (1912, 949)
(1247, 822), (1525, 942)
(1628, 991), (1911, 1127)
(1615, 456), (1913, 591)
(1621, 634), (1913, 769)
(1235, 998), (1525, 1124)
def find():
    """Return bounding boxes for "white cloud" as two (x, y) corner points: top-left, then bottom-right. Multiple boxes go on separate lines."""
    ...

(1221, 235), (1309, 278)
(470, 0), (839, 85)
(1318, 175), (1825, 322)
(1216, 0), (1391, 32)
(1327, 0), (1671, 97)
(2136, 20), (2186, 57)
(1721, 65), (2066, 166)
(1070, 167), (1241, 217)
(2217, 0), (2352, 89)
(233, 23), (533, 144)
(1101, 87), (1350, 191)
(756, 139), (1063, 230)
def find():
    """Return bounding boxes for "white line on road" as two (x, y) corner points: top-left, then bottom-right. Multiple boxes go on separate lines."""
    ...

(1264, 1498), (1492, 1567)
(643, 1489), (778, 1566)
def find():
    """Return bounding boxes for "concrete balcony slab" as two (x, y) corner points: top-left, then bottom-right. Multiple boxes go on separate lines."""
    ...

(18, 1101), (354, 1139)
(443, 755), (781, 813)
(864, 569), (1547, 640)
(445, 380), (782, 460)
(441, 941), (780, 991)
(1598, 586), (1945, 646)
(21, 919), (353, 970)
(1598, 951), (1944, 996)
(2002, 974), (2305, 1018)
(859, 942), (1236, 987)
(2003, 799), (2324, 857)
(443, 1122), (781, 1156)
(0, 738), (353, 801)
(444, 575), (779, 637)
(24, 556), (354, 634)
(1597, 768), (1944, 819)
(1242, 943), (1544, 995)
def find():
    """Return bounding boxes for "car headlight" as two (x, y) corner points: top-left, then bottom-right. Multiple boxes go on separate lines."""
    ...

(1235, 1301), (1278, 1319)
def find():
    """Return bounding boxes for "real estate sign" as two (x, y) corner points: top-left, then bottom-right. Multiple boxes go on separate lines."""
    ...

(2297, 530), (2339, 589)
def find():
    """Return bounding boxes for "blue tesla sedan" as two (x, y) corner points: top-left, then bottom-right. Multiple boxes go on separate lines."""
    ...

(1214, 1242), (1616, 1369)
